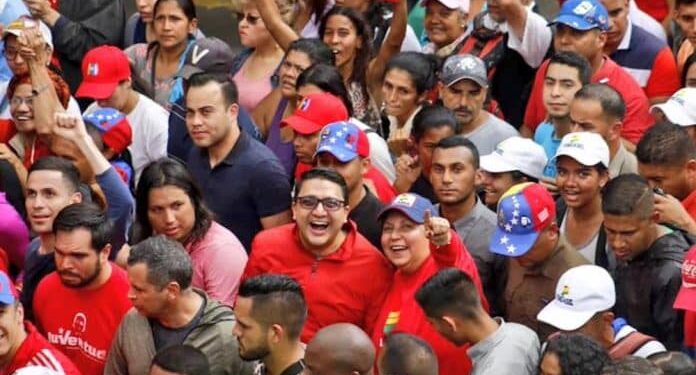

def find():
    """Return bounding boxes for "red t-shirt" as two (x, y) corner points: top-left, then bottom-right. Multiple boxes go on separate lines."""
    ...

(685, 311), (696, 357)
(635, 0), (668, 22)
(245, 222), (394, 343)
(524, 57), (654, 144)
(33, 265), (132, 375)
(644, 47), (681, 100)
(371, 230), (488, 375)
(3, 322), (81, 375)
(682, 189), (696, 223)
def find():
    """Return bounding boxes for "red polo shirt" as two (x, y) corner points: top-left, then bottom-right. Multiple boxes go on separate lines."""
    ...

(682, 189), (696, 222)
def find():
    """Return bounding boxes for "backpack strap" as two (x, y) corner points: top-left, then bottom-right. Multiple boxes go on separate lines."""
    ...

(609, 331), (656, 359)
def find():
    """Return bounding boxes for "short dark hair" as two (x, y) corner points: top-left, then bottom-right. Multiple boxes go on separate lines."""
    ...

(543, 334), (610, 375)
(294, 168), (349, 201)
(127, 235), (193, 290)
(151, 345), (210, 375)
(636, 122), (696, 166)
(238, 274), (307, 340)
(28, 156), (80, 193)
(135, 158), (213, 245)
(415, 268), (482, 320)
(412, 105), (460, 141)
(682, 53), (696, 87)
(53, 203), (112, 253)
(434, 135), (480, 169)
(603, 355), (664, 375)
(510, 170), (539, 184)
(186, 72), (238, 107)
(676, 0), (696, 8)
(648, 351), (696, 375)
(574, 83), (626, 121)
(601, 174), (653, 219)
(380, 333), (438, 375)
(548, 51), (592, 85)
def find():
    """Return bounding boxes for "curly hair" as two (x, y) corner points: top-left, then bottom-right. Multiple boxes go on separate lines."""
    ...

(7, 70), (70, 109)
(542, 334), (610, 375)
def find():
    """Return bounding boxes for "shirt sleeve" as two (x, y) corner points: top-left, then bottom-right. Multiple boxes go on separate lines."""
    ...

(620, 83), (654, 144)
(104, 319), (129, 375)
(200, 238), (248, 306)
(653, 263), (685, 350)
(644, 47), (680, 100)
(250, 159), (292, 218)
(361, 260), (392, 337)
(506, 8), (552, 68)
(523, 62), (548, 132)
(96, 167), (134, 252)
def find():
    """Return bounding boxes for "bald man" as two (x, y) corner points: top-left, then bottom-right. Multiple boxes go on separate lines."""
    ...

(304, 323), (375, 375)
(377, 334), (438, 375)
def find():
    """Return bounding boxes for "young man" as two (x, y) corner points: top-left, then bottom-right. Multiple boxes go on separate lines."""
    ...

(303, 323), (375, 375)
(415, 268), (540, 375)
(33, 203), (132, 375)
(185, 72), (292, 249)
(106, 235), (252, 375)
(537, 265), (667, 358)
(76, 45), (168, 184)
(651, 88), (696, 145)
(149, 345), (210, 375)
(314, 121), (384, 249)
(244, 168), (393, 343)
(570, 83), (638, 177)
(636, 123), (696, 234)
(602, 174), (687, 350)
(534, 51), (591, 179)
(479, 136), (547, 209)
(439, 54), (518, 156)
(233, 275), (306, 375)
(377, 333), (438, 375)
(394, 105), (462, 203)
(600, 0), (679, 104)
(673, 245), (696, 359)
(490, 183), (589, 339)
(675, 0), (696, 73)
(522, 0), (654, 145)
(0, 270), (80, 374)
(430, 135), (503, 314)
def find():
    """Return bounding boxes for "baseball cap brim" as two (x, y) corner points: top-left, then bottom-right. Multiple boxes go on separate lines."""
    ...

(282, 115), (323, 135)
(537, 300), (596, 331)
(75, 81), (119, 100)
(0, 292), (14, 305)
(2, 29), (21, 40)
(651, 101), (696, 127)
(490, 227), (538, 257)
(549, 15), (599, 31)
(314, 145), (358, 163)
(673, 286), (696, 311)
(480, 153), (517, 174)
(445, 75), (488, 88)
(552, 151), (604, 168)
(176, 64), (205, 80)
(377, 206), (426, 224)
(419, 0), (459, 9)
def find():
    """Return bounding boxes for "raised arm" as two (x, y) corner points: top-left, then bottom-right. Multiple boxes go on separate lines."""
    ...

(367, 0), (408, 99)
(256, 0), (300, 51)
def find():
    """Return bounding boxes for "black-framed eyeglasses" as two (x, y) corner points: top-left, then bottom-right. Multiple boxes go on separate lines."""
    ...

(295, 196), (345, 212)
(236, 12), (261, 25)
(3, 48), (19, 60)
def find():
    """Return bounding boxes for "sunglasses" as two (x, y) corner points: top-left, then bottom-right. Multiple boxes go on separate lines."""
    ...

(295, 196), (345, 212)
(236, 12), (261, 25)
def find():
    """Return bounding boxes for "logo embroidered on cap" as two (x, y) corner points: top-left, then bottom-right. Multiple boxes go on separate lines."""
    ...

(573, 1), (593, 15)
(87, 63), (99, 77)
(557, 285), (574, 306)
(299, 98), (311, 112)
(395, 193), (417, 207)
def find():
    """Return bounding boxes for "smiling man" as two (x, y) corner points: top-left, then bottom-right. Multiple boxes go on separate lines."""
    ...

(244, 168), (393, 343)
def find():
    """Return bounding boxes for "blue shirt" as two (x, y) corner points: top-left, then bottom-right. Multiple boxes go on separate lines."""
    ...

(533, 121), (562, 179)
(187, 131), (291, 249)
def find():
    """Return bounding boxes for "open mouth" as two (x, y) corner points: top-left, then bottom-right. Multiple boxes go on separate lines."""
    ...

(389, 245), (408, 253)
(309, 221), (329, 234)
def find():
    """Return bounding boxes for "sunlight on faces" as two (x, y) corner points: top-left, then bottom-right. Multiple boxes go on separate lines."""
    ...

(382, 68), (423, 120)
(441, 79), (486, 127)
(232, 297), (271, 361)
(424, 0), (467, 48)
(279, 51), (313, 98)
(430, 146), (478, 205)
(185, 81), (238, 149)
(553, 25), (605, 62)
(292, 179), (349, 254)
(25, 171), (81, 234)
(380, 211), (430, 272)
(147, 185), (196, 243)
(556, 156), (608, 209)
(9, 83), (35, 133)
(153, 0), (197, 50)
(322, 15), (362, 69)
(54, 228), (109, 288)
(127, 263), (170, 318)
(543, 63), (584, 119)
(603, 213), (655, 261)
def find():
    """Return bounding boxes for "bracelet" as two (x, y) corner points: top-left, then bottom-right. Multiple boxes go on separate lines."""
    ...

(31, 83), (50, 97)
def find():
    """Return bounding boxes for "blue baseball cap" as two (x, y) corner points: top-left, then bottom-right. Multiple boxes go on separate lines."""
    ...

(549, 0), (609, 32)
(314, 121), (370, 162)
(378, 193), (438, 224)
(0, 271), (17, 305)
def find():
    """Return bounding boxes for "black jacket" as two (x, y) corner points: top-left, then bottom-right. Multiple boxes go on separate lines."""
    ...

(613, 228), (689, 350)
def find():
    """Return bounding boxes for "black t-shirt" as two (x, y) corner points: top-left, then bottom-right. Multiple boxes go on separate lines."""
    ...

(349, 187), (385, 250)
(150, 298), (206, 351)
(410, 175), (437, 203)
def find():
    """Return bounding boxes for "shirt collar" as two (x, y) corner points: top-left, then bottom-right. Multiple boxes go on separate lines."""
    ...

(617, 20), (633, 51)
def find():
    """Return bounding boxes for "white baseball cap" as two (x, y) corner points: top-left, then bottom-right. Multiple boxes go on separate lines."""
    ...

(537, 265), (616, 331)
(651, 88), (696, 127)
(420, 0), (470, 12)
(479, 137), (548, 180)
(553, 132), (610, 168)
(2, 17), (54, 50)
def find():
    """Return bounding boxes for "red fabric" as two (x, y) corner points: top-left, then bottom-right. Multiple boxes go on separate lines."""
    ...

(0, 248), (9, 275)
(295, 163), (397, 204)
(644, 47), (680, 100)
(33, 265), (132, 375)
(634, 0), (669, 22)
(524, 58), (654, 144)
(245, 222), (394, 343)
(0, 119), (53, 168)
(3, 322), (81, 375)
(682, 189), (696, 222)
(685, 311), (696, 354)
(0, 120), (16, 143)
(371, 230), (488, 375)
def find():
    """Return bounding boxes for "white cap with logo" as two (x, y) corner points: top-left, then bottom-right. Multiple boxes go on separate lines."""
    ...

(651, 88), (696, 127)
(479, 136), (548, 180)
(553, 132), (610, 168)
(537, 265), (616, 331)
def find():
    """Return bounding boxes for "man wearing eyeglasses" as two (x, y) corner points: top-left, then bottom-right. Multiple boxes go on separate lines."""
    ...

(243, 167), (393, 344)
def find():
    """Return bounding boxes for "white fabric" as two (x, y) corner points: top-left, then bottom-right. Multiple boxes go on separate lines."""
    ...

(505, 8), (552, 68)
(651, 88), (696, 126)
(479, 136), (547, 180)
(560, 213), (599, 264)
(384, 24), (423, 53)
(85, 93), (168, 184)
(351, 116), (396, 183)
(614, 324), (668, 358)
(629, 0), (667, 44)
(554, 132), (610, 168)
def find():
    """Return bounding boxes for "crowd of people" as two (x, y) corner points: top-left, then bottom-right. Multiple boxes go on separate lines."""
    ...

(0, 0), (696, 374)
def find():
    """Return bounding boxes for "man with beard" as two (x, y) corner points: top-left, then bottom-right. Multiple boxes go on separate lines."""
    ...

(32, 202), (132, 375)
(233, 275), (306, 375)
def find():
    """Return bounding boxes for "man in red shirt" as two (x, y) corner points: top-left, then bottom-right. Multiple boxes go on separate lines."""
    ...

(33, 203), (131, 375)
(0, 270), (80, 375)
(673, 245), (696, 359)
(244, 168), (393, 343)
(521, 0), (653, 144)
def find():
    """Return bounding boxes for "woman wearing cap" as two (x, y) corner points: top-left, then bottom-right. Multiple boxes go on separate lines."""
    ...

(371, 192), (487, 375)
(422, 0), (469, 57)
(554, 132), (612, 268)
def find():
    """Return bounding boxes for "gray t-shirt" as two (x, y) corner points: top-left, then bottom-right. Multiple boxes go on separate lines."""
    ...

(468, 318), (540, 375)
(464, 113), (519, 155)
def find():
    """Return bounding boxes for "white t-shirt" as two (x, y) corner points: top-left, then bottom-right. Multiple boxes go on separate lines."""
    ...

(85, 93), (168, 184)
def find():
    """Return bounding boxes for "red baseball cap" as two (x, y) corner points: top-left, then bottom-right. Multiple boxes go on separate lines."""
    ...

(281, 93), (349, 135)
(674, 245), (696, 312)
(76, 46), (131, 100)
